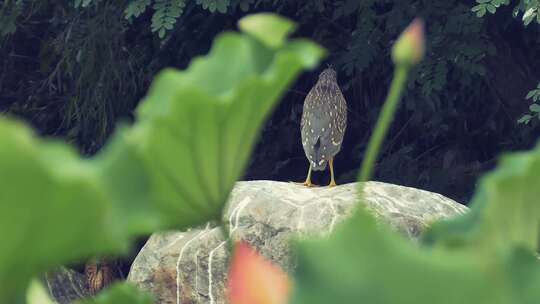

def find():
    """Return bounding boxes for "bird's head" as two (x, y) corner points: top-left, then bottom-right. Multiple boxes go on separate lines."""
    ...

(318, 67), (337, 83)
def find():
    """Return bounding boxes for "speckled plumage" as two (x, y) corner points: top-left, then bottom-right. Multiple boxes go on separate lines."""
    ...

(301, 68), (347, 172)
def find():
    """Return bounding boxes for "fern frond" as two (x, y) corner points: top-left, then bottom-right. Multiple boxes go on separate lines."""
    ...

(151, 0), (187, 38)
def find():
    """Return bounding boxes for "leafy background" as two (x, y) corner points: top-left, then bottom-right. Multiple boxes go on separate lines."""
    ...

(2, 0), (540, 283)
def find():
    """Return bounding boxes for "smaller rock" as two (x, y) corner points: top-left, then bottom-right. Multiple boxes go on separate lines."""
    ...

(44, 267), (89, 303)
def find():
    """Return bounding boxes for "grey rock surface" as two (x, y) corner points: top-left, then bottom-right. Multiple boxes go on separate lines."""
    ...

(128, 180), (467, 304)
(44, 267), (89, 304)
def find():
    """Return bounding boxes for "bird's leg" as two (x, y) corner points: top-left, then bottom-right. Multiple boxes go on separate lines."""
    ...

(290, 163), (318, 187)
(302, 164), (316, 187)
(328, 157), (337, 187)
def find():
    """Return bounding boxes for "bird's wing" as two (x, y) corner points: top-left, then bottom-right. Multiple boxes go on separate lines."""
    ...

(335, 89), (347, 135)
(309, 86), (334, 148)
(301, 87), (317, 130)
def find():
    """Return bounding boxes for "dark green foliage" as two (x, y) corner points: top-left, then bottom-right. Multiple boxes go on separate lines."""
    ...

(472, 0), (540, 26)
(1, 0), (147, 154)
(196, 0), (228, 13)
(472, 0), (540, 126)
(0, 0), (23, 37)
(519, 82), (540, 124)
(124, 0), (151, 19)
(150, 0), (186, 38)
(2, 0), (540, 202)
(472, 0), (540, 124)
(472, 0), (509, 18)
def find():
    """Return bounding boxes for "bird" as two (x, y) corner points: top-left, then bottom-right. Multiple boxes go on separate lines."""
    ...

(85, 258), (117, 295)
(299, 67), (347, 187)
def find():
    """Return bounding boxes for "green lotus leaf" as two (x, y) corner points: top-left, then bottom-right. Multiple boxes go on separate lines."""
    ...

(425, 145), (540, 253)
(98, 16), (324, 228)
(0, 119), (128, 302)
(239, 13), (297, 48)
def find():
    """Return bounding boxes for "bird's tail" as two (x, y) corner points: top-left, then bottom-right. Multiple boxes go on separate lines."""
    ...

(311, 137), (328, 171)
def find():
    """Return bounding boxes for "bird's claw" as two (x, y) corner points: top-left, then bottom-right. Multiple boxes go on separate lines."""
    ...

(303, 181), (319, 187)
(289, 181), (319, 187)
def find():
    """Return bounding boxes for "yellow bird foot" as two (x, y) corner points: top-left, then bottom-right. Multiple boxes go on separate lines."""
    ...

(328, 181), (337, 187)
(302, 181), (319, 187)
(289, 181), (319, 187)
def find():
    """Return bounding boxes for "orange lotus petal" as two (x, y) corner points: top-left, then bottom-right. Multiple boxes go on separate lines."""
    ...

(228, 241), (291, 304)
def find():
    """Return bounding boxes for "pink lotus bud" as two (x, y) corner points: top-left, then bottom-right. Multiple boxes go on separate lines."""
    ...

(391, 18), (425, 66)
(228, 241), (291, 304)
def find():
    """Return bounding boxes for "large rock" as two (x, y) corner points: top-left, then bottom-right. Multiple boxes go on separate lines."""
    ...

(128, 181), (467, 304)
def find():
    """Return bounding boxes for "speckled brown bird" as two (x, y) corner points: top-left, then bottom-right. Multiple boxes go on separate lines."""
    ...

(300, 67), (347, 187)
(85, 259), (117, 295)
